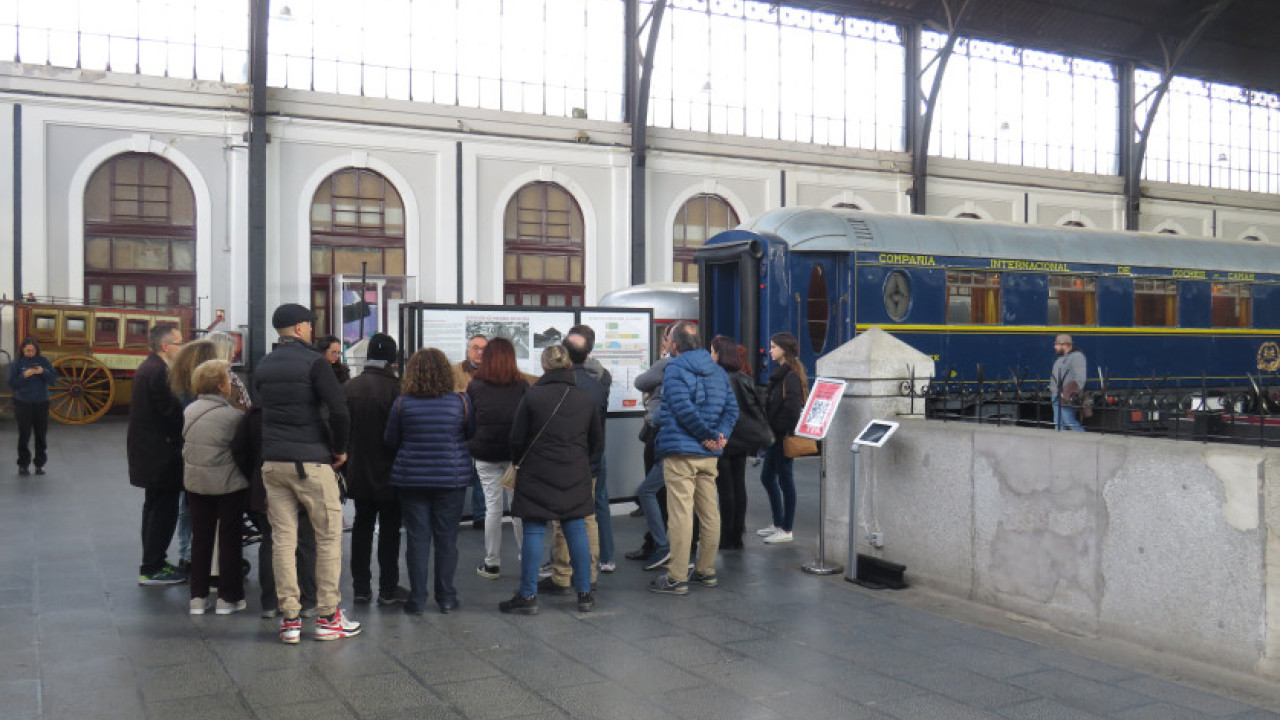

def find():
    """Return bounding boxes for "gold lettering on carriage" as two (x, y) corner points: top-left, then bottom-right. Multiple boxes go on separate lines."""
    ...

(878, 253), (936, 266)
(1228, 272), (1255, 281)
(1172, 269), (1206, 278)
(988, 259), (1070, 271)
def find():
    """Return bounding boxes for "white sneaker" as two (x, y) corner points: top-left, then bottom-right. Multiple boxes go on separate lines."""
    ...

(215, 598), (247, 615)
(763, 530), (794, 544)
(315, 607), (362, 640)
(598, 561), (617, 574)
(189, 596), (210, 615)
(756, 525), (781, 537)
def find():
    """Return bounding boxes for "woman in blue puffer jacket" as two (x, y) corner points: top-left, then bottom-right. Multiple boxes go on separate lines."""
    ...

(385, 347), (475, 615)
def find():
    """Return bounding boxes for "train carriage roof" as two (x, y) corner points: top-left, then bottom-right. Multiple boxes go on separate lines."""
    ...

(736, 207), (1280, 275)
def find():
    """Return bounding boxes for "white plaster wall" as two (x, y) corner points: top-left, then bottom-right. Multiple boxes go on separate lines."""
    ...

(645, 153), (776, 283)
(1027, 189), (1124, 229)
(789, 168), (911, 214)
(1139, 198), (1215, 237)
(927, 178), (1027, 222)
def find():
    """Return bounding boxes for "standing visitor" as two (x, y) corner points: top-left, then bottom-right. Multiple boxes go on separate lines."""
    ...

(757, 333), (806, 545)
(385, 348), (474, 615)
(9, 337), (55, 476)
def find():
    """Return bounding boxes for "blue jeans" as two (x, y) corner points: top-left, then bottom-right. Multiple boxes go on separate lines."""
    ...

(177, 491), (192, 562)
(759, 442), (796, 531)
(594, 456), (614, 564)
(521, 518), (590, 597)
(636, 462), (668, 550)
(1053, 398), (1085, 432)
(399, 486), (467, 610)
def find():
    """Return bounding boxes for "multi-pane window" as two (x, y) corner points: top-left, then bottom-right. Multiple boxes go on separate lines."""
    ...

(503, 182), (584, 307)
(2, 0), (249, 82)
(926, 34), (1118, 174)
(1138, 71), (1280, 194)
(1211, 283), (1251, 328)
(1048, 276), (1097, 326)
(267, 0), (624, 120)
(806, 264), (829, 353)
(1134, 279), (1178, 327)
(673, 194), (738, 283)
(83, 153), (196, 309)
(648, 1), (903, 149)
(946, 271), (1001, 324)
(310, 169), (406, 335)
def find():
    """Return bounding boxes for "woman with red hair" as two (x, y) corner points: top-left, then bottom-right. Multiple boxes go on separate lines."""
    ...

(466, 337), (531, 580)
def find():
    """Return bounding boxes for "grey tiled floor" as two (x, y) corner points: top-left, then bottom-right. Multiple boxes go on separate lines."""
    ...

(3, 417), (1279, 719)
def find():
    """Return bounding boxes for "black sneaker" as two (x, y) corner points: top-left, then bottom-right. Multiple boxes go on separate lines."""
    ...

(377, 587), (410, 605)
(499, 593), (538, 615)
(690, 571), (719, 587)
(353, 591), (373, 605)
(648, 574), (688, 595)
(643, 547), (672, 571)
(475, 563), (500, 580)
(536, 577), (571, 596)
(34, 467), (45, 476)
(576, 592), (595, 612)
(624, 540), (655, 561)
(17, 467), (29, 477)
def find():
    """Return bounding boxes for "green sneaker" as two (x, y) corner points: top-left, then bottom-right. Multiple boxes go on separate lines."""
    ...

(139, 563), (187, 586)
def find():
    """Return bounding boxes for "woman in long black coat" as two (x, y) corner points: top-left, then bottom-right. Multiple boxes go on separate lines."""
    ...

(499, 345), (602, 616)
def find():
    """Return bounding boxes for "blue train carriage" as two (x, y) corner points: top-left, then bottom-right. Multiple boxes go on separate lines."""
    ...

(696, 207), (1280, 416)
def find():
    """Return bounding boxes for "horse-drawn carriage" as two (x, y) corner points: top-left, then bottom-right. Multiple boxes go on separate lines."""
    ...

(1, 299), (193, 424)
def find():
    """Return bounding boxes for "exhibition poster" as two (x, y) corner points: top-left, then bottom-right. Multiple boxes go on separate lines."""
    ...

(578, 310), (652, 413)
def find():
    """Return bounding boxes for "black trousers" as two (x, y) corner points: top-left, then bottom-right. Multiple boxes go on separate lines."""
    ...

(140, 487), (182, 575)
(248, 508), (317, 612)
(188, 490), (248, 602)
(351, 496), (403, 595)
(15, 401), (49, 470)
(716, 452), (748, 546)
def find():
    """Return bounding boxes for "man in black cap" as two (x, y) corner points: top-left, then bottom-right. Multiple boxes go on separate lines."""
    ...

(254, 303), (359, 644)
(342, 333), (408, 606)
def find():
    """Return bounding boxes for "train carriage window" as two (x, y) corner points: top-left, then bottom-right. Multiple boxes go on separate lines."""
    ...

(95, 318), (119, 346)
(34, 315), (56, 331)
(1134, 279), (1178, 326)
(1211, 283), (1251, 328)
(1048, 276), (1097, 326)
(946, 271), (1001, 324)
(65, 317), (87, 334)
(806, 265), (830, 354)
(125, 320), (149, 345)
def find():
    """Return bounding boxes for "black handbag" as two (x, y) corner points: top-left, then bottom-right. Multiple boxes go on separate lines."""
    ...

(726, 374), (775, 455)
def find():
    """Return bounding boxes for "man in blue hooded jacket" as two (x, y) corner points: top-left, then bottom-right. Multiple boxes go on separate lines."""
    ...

(649, 322), (738, 595)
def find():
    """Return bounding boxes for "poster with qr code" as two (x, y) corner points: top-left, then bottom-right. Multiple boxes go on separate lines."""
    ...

(794, 378), (847, 439)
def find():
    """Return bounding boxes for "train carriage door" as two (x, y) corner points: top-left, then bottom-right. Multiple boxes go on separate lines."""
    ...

(697, 234), (764, 369)
(790, 253), (849, 371)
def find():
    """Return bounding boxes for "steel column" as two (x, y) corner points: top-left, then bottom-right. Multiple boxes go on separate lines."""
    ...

(626, 0), (666, 286)
(247, 0), (269, 368)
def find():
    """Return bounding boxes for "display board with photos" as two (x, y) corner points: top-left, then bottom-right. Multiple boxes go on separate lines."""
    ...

(399, 303), (653, 415)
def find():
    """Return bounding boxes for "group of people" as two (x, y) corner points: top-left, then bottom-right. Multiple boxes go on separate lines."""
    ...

(625, 326), (811, 590)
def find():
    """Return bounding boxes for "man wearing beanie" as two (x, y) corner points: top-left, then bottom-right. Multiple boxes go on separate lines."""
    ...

(342, 334), (408, 606)
(253, 303), (359, 643)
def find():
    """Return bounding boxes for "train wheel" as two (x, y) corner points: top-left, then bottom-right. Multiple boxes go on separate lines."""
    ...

(50, 356), (115, 425)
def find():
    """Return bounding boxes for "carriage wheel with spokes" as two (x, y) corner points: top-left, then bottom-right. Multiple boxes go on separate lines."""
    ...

(49, 356), (116, 425)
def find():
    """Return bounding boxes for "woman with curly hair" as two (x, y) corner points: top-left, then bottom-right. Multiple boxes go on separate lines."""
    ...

(385, 348), (475, 614)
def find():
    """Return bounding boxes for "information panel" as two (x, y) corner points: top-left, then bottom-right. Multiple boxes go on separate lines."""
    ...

(578, 310), (652, 413)
(403, 304), (652, 415)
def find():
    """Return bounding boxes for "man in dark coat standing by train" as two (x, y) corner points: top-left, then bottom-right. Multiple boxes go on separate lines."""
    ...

(1049, 333), (1087, 432)
(649, 321), (738, 595)
(129, 322), (188, 585)
(342, 333), (407, 606)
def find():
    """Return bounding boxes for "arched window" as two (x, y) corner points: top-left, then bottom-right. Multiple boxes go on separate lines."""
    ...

(310, 168), (406, 337)
(673, 194), (738, 283)
(84, 153), (195, 309)
(503, 182), (585, 307)
(1061, 220), (1086, 228)
(833, 202), (862, 210)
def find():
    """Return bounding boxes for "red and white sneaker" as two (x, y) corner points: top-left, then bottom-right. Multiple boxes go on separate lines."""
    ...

(279, 616), (302, 644)
(314, 608), (361, 641)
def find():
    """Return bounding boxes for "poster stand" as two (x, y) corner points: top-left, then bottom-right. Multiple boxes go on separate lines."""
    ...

(796, 377), (848, 576)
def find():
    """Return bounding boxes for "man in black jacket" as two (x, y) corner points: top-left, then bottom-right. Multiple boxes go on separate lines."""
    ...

(342, 333), (407, 606)
(129, 323), (188, 585)
(254, 303), (358, 644)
